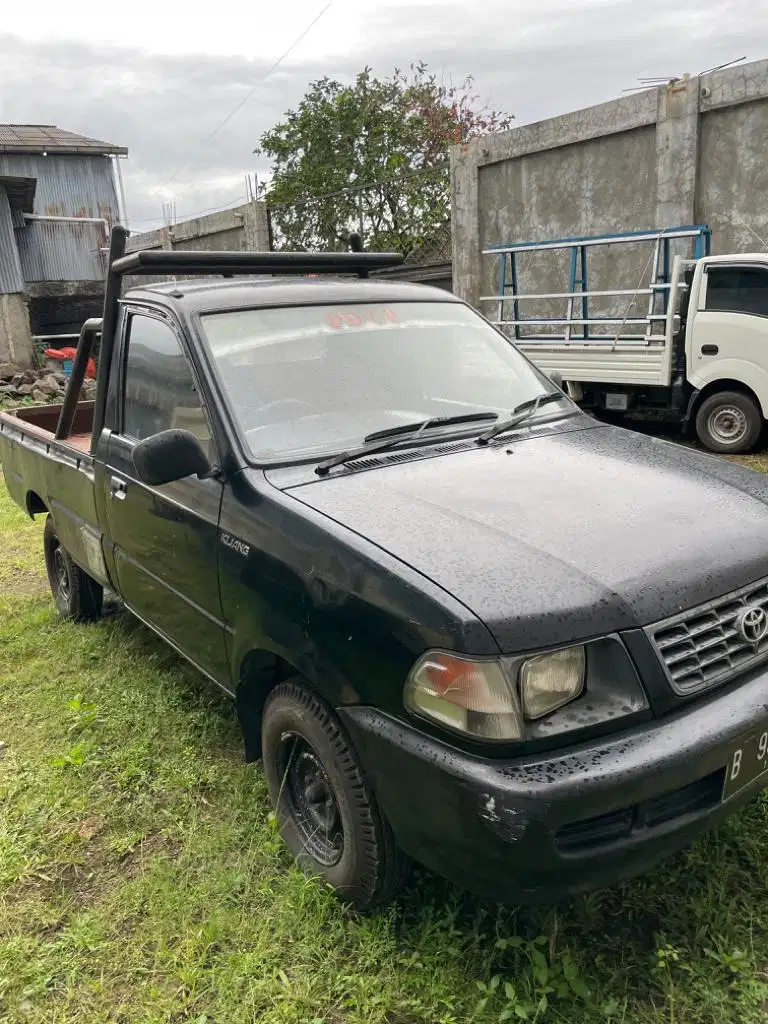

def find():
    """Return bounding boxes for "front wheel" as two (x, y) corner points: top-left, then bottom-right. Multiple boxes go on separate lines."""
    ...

(694, 390), (762, 454)
(43, 516), (103, 621)
(261, 681), (406, 910)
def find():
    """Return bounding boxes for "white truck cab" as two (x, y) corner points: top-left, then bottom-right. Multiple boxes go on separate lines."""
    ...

(482, 227), (768, 454)
(685, 254), (768, 450)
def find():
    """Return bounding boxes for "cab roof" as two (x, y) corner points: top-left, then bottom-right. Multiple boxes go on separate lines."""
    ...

(123, 277), (461, 314)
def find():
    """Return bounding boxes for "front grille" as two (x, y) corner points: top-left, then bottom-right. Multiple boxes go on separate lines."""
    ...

(646, 577), (768, 695)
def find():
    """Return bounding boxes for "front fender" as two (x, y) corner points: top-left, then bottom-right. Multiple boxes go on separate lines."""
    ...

(688, 358), (768, 417)
(220, 485), (498, 712)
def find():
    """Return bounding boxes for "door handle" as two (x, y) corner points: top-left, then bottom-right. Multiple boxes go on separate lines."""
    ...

(109, 476), (127, 500)
(701, 344), (719, 355)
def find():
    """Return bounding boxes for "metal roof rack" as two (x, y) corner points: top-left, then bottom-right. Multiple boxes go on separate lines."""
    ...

(112, 247), (403, 279)
(58, 224), (404, 443)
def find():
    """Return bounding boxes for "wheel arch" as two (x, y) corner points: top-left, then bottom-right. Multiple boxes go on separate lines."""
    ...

(235, 648), (301, 761)
(26, 490), (48, 517)
(690, 377), (763, 420)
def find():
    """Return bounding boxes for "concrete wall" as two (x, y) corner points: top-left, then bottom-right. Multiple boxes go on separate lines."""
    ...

(127, 201), (269, 259)
(452, 59), (768, 325)
(124, 201), (268, 292)
(125, 202), (269, 293)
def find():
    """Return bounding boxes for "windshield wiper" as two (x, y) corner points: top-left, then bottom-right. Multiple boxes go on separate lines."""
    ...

(363, 411), (498, 443)
(476, 392), (568, 445)
(315, 411), (498, 476)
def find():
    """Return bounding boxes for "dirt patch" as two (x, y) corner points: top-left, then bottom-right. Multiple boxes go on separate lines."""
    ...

(7, 827), (181, 913)
(76, 815), (105, 841)
(0, 564), (46, 596)
(116, 832), (182, 880)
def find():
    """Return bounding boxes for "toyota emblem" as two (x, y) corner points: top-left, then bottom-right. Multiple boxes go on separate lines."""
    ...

(737, 605), (768, 645)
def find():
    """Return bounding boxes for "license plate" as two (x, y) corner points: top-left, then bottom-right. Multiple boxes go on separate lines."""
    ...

(722, 728), (768, 802)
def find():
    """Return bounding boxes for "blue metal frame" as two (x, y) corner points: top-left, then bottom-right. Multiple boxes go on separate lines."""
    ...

(485, 224), (712, 254)
(488, 225), (712, 336)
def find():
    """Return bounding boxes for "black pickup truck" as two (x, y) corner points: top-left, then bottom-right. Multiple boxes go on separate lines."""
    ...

(4, 226), (768, 910)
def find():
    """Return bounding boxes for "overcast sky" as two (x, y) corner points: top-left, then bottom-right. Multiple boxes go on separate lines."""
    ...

(1, 0), (765, 231)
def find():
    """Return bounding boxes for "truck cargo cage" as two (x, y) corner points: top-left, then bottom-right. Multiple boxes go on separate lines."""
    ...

(481, 226), (711, 345)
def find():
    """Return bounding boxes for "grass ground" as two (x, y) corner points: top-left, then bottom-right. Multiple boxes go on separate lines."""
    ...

(3, 476), (768, 1024)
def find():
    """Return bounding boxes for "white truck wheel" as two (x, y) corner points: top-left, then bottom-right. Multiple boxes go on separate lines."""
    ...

(695, 391), (762, 454)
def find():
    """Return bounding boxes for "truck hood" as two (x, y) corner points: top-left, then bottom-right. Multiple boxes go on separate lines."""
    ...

(278, 424), (768, 652)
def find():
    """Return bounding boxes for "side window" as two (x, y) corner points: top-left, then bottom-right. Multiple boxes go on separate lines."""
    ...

(123, 313), (211, 453)
(705, 267), (768, 318)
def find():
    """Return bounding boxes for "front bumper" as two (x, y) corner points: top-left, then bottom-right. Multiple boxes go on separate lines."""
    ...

(338, 665), (768, 903)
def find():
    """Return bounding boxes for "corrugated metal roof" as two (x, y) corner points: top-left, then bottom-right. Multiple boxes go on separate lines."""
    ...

(0, 124), (127, 156)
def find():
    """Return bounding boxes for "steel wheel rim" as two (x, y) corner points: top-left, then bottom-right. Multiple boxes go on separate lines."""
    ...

(708, 405), (748, 445)
(53, 545), (71, 601)
(277, 732), (344, 867)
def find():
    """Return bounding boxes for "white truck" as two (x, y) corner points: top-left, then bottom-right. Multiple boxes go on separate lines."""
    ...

(482, 226), (768, 454)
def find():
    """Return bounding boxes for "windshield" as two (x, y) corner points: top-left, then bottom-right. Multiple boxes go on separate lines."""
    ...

(200, 300), (571, 462)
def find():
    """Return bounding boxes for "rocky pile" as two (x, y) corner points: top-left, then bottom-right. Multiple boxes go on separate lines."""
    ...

(0, 362), (97, 405)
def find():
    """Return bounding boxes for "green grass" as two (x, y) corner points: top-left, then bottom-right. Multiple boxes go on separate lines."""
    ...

(3, 479), (768, 1023)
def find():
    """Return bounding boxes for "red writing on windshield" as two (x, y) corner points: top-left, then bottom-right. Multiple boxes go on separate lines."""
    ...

(325, 308), (398, 329)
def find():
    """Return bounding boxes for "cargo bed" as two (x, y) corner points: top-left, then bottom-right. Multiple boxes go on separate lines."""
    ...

(1, 401), (95, 454)
(0, 400), (107, 587)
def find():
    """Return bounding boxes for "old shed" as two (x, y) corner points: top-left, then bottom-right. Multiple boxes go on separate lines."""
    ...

(0, 124), (127, 366)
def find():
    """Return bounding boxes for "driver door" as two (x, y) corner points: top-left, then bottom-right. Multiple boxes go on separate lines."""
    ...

(689, 264), (768, 385)
(103, 309), (230, 684)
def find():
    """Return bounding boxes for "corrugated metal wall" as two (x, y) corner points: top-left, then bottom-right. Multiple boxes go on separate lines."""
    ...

(0, 153), (118, 282)
(0, 185), (25, 294)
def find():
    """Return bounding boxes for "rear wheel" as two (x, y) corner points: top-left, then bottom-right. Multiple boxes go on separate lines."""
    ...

(261, 680), (406, 910)
(694, 390), (762, 454)
(43, 516), (103, 621)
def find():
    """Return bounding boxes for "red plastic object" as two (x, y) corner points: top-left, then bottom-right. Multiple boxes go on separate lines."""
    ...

(44, 347), (96, 379)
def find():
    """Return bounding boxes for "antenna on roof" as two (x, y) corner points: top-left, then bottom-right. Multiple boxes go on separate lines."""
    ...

(348, 232), (364, 253)
(623, 55), (747, 92)
(698, 55), (746, 76)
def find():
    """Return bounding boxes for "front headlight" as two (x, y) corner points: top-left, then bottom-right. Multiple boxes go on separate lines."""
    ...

(519, 646), (585, 720)
(404, 637), (648, 743)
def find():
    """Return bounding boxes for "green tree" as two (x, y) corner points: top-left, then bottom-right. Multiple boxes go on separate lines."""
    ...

(257, 63), (513, 255)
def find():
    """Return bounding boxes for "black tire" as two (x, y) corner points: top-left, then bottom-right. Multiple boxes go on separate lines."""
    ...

(43, 515), (103, 621)
(261, 680), (406, 910)
(695, 390), (762, 454)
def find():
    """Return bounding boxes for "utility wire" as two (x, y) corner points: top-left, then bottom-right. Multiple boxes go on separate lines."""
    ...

(132, 162), (448, 232)
(134, 162), (448, 229)
(152, 1), (333, 196)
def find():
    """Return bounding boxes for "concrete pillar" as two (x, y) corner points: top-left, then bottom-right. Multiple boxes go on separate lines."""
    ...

(655, 76), (700, 228)
(242, 202), (270, 251)
(0, 293), (34, 368)
(450, 145), (481, 306)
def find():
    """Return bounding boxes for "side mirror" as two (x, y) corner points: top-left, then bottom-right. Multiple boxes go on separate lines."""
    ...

(549, 370), (565, 391)
(132, 429), (211, 486)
